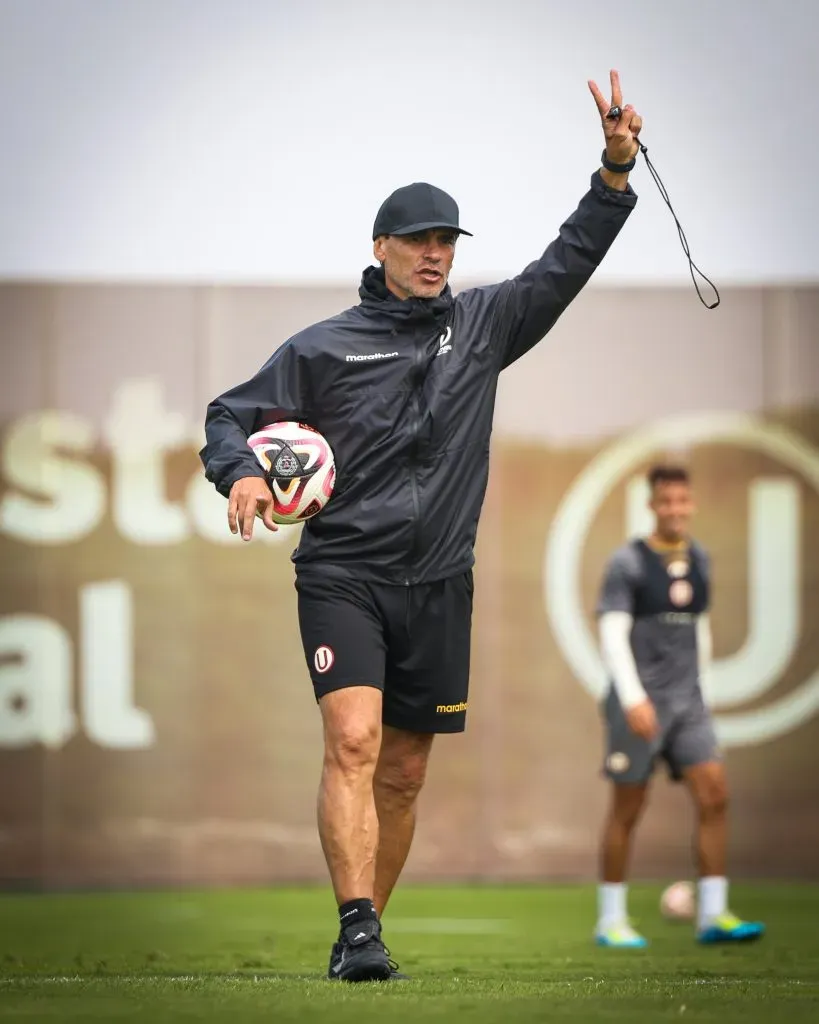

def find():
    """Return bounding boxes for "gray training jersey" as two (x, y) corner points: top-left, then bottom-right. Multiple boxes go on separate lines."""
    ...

(596, 538), (710, 702)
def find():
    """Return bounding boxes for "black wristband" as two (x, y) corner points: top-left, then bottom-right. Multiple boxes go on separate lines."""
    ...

(601, 149), (636, 174)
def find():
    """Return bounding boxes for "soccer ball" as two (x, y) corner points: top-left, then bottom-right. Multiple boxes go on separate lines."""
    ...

(660, 880), (696, 922)
(247, 421), (335, 524)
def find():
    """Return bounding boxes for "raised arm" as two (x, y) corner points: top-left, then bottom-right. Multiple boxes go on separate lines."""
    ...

(494, 70), (643, 369)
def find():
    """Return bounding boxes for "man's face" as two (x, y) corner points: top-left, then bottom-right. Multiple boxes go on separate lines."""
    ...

(650, 480), (695, 542)
(373, 228), (458, 300)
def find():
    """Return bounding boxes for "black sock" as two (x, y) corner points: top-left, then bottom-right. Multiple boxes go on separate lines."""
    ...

(338, 898), (378, 933)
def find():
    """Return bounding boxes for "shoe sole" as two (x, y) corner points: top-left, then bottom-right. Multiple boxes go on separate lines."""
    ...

(329, 968), (408, 982)
(595, 940), (648, 948)
(336, 957), (392, 982)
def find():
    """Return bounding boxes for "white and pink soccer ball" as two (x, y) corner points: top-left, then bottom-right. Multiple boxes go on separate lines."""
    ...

(247, 421), (335, 524)
(660, 880), (696, 922)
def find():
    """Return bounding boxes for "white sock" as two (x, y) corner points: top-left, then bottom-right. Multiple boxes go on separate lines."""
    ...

(597, 883), (627, 930)
(698, 876), (728, 928)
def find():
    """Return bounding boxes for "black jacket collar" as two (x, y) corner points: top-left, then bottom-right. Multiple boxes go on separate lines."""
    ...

(358, 265), (452, 327)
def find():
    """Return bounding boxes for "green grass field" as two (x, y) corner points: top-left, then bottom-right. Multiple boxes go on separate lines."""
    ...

(0, 884), (817, 1021)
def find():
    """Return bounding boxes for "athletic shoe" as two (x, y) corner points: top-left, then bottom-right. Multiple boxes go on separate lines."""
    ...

(327, 941), (410, 981)
(697, 912), (765, 944)
(326, 920), (403, 982)
(594, 922), (649, 948)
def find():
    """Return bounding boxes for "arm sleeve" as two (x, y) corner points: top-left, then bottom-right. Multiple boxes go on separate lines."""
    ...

(599, 611), (648, 709)
(199, 341), (312, 499)
(492, 172), (637, 369)
(696, 612), (714, 705)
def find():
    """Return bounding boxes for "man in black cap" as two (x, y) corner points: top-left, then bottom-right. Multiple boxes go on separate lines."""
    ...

(201, 71), (641, 982)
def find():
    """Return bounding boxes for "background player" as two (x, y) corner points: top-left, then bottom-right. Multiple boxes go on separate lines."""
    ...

(593, 464), (765, 947)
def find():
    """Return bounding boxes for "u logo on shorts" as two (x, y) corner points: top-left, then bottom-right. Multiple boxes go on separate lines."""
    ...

(314, 645), (335, 673)
(607, 752), (630, 773)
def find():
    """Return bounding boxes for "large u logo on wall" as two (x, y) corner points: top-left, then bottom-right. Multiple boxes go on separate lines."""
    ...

(544, 412), (819, 748)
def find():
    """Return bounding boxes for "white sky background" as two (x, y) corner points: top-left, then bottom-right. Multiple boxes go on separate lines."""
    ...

(0, 0), (816, 284)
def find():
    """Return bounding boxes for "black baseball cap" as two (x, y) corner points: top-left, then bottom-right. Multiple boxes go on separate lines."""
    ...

(372, 182), (472, 240)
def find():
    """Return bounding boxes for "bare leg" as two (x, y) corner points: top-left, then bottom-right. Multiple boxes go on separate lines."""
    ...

(600, 782), (650, 883)
(684, 760), (766, 938)
(684, 760), (729, 877)
(372, 726), (434, 917)
(317, 686), (383, 905)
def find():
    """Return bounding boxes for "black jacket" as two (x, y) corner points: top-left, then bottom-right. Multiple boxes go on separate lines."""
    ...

(200, 172), (637, 585)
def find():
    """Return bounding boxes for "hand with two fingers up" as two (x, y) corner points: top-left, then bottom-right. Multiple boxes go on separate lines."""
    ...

(588, 69), (643, 190)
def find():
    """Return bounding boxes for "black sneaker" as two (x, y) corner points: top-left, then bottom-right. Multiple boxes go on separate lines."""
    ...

(326, 921), (409, 982)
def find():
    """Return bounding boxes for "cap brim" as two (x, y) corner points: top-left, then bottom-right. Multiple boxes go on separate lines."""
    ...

(385, 221), (473, 238)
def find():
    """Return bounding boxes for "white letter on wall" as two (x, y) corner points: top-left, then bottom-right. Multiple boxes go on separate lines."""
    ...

(0, 411), (105, 543)
(80, 581), (156, 748)
(105, 379), (189, 544)
(0, 616), (76, 747)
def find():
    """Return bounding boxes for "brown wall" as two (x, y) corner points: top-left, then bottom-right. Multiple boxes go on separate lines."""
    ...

(1, 283), (818, 888)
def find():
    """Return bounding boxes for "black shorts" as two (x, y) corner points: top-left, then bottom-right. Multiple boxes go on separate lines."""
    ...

(295, 569), (473, 733)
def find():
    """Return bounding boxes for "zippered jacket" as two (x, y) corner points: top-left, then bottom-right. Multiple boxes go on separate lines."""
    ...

(200, 172), (637, 584)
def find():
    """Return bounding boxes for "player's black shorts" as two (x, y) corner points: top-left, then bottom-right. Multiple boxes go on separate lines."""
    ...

(295, 569), (473, 734)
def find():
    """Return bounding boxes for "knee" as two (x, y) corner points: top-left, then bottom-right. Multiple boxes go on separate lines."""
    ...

(698, 782), (729, 819)
(325, 720), (381, 777)
(609, 787), (648, 830)
(374, 752), (429, 806)
(614, 805), (643, 831)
